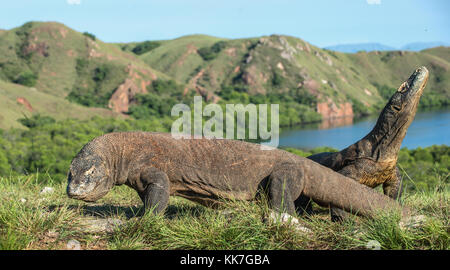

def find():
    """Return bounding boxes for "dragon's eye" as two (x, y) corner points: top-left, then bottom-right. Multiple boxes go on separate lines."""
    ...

(391, 104), (401, 111)
(84, 166), (95, 176)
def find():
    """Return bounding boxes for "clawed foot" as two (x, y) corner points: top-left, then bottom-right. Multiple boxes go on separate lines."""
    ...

(266, 211), (312, 234)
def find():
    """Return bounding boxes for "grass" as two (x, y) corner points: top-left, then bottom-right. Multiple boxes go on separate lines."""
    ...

(0, 173), (448, 250)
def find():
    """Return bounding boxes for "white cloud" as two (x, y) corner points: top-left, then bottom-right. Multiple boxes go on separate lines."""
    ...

(67, 0), (81, 5)
(366, 0), (381, 4)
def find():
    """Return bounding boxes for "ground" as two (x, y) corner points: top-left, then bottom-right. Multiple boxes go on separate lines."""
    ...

(0, 174), (448, 250)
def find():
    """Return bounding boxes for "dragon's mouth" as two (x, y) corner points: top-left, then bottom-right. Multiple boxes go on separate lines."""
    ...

(67, 190), (104, 202)
(402, 66), (429, 100)
(67, 176), (110, 202)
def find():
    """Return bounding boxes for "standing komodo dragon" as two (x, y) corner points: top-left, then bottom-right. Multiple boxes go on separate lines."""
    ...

(297, 66), (429, 220)
(67, 132), (412, 221)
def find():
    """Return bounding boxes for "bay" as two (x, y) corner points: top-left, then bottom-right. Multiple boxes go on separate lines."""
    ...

(278, 108), (450, 150)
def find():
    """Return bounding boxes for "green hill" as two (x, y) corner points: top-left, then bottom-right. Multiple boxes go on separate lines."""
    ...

(137, 34), (449, 118)
(0, 21), (168, 124)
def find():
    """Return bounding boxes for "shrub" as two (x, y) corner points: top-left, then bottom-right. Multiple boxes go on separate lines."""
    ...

(291, 88), (317, 107)
(197, 47), (216, 61)
(18, 114), (55, 128)
(15, 22), (34, 61)
(14, 71), (38, 87)
(374, 83), (396, 100)
(271, 71), (284, 86)
(83, 32), (96, 41)
(93, 65), (109, 82)
(127, 79), (185, 119)
(131, 41), (161, 55)
(350, 97), (371, 116)
(197, 41), (227, 61)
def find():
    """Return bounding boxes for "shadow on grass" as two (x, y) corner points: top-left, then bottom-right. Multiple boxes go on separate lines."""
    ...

(47, 203), (207, 220)
(165, 204), (206, 219)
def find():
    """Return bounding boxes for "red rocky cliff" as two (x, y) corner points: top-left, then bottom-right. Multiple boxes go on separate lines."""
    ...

(316, 100), (353, 120)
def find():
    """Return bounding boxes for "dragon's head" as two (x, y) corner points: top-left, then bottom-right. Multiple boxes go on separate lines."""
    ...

(371, 66), (429, 161)
(66, 142), (113, 202)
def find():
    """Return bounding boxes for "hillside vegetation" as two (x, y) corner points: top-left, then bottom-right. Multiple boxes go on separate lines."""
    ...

(0, 21), (449, 130)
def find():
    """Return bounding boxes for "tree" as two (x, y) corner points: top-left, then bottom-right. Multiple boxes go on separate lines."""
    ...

(14, 71), (38, 87)
(18, 114), (55, 128)
(197, 41), (227, 61)
(132, 41), (161, 55)
(83, 32), (96, 41)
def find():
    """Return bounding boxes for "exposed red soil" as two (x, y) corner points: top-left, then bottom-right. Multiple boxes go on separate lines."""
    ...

(16, 97), (33, 112)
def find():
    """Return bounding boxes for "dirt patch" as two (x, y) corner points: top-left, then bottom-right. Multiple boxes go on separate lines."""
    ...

(276, 62), (284, 70)
(31, 25), (60, 40)
(66, 49), (76, 57)
(108, 78), (142, 113)
(59, 27), (68, 38)
(241, 65), (258, 86)
(175, 43), (198, 67)
(107, 65), (155, 113)
(303, 79), (320, 95)
(79, 217), (125, 233)
(186, 68), (204, 91)
(184, 68), (220, 103)
(16, 97), (33, 112)
(107, 54), (117, 61)
(88, 48), (103, 58)
(224, 47), (237, 57)
(23, 42), (49, 57)
(141, 80), (150, 92)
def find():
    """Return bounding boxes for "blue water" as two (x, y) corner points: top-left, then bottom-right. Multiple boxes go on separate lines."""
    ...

(279, 108), (450, 150)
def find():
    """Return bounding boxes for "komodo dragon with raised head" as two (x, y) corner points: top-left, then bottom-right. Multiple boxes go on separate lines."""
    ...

(66, 131), (411, 220)
(298, 66), (429, 220)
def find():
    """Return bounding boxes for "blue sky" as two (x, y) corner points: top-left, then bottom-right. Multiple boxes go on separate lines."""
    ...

(0, 0), (448, 48)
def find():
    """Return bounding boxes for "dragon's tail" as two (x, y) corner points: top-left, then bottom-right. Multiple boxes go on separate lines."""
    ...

(301, 161), (411, 218)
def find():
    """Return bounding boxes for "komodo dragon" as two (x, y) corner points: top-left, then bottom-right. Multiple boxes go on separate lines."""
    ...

(297, 66), (429, 221)
(66, 132), (411, 220)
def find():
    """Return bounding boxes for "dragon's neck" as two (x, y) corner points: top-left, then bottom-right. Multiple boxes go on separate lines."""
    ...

(341, 109), (401, 163)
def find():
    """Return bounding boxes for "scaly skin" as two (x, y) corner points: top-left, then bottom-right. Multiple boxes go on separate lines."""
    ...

(67, 132), (411, 219)
(299, 67), (429, 220)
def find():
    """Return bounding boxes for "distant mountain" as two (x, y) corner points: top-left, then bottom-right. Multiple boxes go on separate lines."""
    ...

(325, 42), (449, 53)
(324, 43), (396, 53)
(401, 42), (449, 51)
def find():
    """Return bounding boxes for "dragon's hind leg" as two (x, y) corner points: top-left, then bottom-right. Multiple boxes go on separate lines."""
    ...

(294, 194), (314, 216)
(266, 163), (305, 216)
